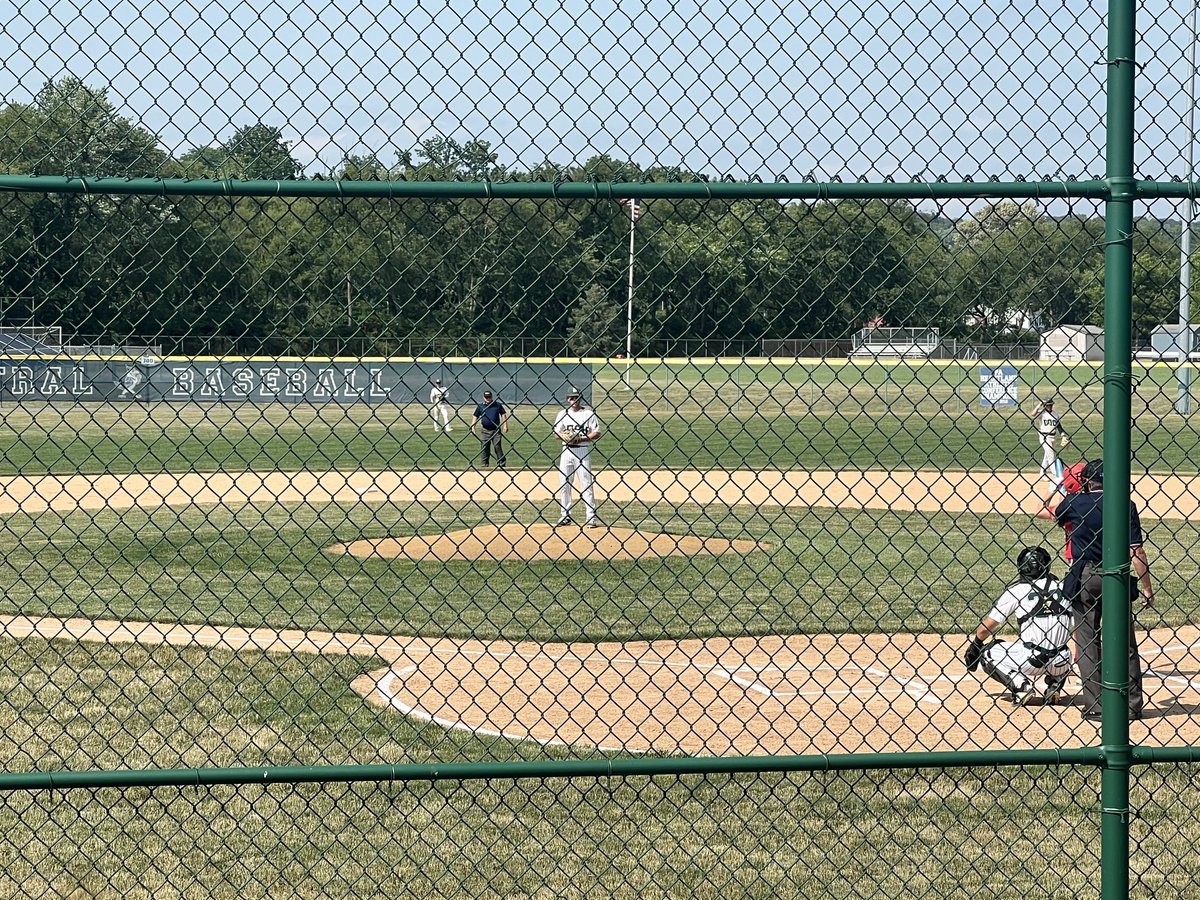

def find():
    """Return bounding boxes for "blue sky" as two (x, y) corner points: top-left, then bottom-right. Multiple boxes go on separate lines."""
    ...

(0, 0), (1192, 189)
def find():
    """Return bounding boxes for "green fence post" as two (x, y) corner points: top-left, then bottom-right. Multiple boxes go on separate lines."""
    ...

(1102, 0), (1137, 895)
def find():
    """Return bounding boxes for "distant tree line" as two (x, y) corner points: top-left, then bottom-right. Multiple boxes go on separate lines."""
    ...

(0, 78), (1186, 355)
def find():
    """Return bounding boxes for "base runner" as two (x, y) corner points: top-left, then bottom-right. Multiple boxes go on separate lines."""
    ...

(429, 379), (453, 433)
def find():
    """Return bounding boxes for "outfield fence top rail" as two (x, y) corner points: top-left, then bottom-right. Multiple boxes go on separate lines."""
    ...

(0, 175), (1126, 199)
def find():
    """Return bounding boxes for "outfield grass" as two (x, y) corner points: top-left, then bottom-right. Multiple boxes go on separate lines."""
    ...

(3, 402), (1196, 475)
(1, 359), (1197, 475)
(3, 499), (1196, 641)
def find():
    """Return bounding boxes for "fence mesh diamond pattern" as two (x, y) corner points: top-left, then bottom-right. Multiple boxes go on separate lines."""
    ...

(0, 0), (1197, 896)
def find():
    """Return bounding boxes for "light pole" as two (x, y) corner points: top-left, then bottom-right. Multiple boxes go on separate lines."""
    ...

(621, 198), (638, 390)
(1179, 0), (1198, 414)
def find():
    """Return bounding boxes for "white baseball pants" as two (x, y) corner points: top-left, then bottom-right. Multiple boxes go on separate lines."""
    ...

(1039, 435), (1058, 480)
(982, 640), (1072, 692)
(431, 403), (452, 432)
(559, 452), (596, 521)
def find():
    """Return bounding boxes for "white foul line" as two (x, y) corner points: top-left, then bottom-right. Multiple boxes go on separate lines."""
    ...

(375, 670), (643, 755)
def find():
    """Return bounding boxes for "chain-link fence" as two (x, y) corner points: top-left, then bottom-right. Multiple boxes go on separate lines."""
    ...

(1, 0), (1199, 896)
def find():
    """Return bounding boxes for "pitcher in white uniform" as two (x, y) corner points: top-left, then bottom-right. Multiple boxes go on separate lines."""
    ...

(962, 547), (1074, 707)
(1030, 398), (1065, 488)
(553, 388), (602, 527)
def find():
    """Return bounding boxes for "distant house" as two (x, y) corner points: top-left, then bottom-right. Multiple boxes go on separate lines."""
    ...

(1148, 324), (1200, 360)
(1039, 325), (1104, 362)
(964, 308), (1043, 333)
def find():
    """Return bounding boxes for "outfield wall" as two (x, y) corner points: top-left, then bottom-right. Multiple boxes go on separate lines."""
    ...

(0, 359), (593, 405)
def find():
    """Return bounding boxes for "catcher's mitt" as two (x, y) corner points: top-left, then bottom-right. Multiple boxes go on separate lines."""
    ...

(963, 636), (985, 672)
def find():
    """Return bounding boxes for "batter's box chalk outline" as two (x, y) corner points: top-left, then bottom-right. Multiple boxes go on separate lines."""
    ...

(373, 667), (645, 754)
(712, 662), (944, 707)
(1143, 668), (1200, 691)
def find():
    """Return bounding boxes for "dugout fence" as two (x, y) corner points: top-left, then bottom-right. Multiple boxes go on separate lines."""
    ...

(0, 1), (1198, 897)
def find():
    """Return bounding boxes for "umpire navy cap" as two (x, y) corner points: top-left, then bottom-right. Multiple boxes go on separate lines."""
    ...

(1082, 460), (1104, 485)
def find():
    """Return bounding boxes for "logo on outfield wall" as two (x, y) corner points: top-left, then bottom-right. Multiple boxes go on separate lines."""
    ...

(979, 365), (1019, 406)
(119, 367), (144, 397)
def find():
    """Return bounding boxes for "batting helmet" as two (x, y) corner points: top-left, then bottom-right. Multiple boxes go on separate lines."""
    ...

(1016, 546), (1053, 582)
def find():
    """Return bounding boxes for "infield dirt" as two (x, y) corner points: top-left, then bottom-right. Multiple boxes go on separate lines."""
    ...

(4, 466), (1200, 519)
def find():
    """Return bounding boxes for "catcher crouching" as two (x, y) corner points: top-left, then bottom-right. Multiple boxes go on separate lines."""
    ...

(963, 547), (1073, 706)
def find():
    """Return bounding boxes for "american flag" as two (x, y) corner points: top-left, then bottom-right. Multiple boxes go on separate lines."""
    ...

(619, 198), (641, 221)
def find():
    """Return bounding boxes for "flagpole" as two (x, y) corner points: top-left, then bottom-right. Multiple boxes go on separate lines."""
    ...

(624, 199), (636, 390)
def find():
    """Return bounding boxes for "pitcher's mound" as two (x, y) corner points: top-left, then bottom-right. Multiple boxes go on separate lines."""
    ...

(329, 523), (768, 562)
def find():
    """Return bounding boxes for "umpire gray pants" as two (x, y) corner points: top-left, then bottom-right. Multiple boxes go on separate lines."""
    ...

(1074, 560), (1144, 718)
(479, 429), (506, 467)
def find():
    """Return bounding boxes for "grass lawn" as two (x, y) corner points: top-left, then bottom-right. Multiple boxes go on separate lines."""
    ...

(2, 499), (1196, 641)
(0, 359), (1197, 476)
(0, 638), (1194, 898)
(1, 358), (1197, 898)
(0, 402), (1195, 477)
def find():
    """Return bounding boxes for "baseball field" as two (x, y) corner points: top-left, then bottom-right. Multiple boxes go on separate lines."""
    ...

(2, 356), (1199, 896)
(2, 357), (1200, 475)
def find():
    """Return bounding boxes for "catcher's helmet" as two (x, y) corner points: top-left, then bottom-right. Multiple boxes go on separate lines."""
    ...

(1062, 461), (1085, 494)
(1016, 546), (1052, 582)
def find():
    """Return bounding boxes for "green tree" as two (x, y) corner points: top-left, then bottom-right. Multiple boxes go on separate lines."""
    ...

(950, 202), (1103, 339)
(0, 78), (188, 337)
(224, 124), (300, 179)
(567, 283), (625, 356)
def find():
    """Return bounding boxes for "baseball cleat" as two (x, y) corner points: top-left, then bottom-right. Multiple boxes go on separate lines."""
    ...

(1043, 675), (1068, 704)
(1007, 683), (1038, 707)
(585, 519), (600, 529)
(554, 517), (571, 527)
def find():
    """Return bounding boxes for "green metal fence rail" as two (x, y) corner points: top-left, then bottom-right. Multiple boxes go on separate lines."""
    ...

(2, 0), (1200, 895)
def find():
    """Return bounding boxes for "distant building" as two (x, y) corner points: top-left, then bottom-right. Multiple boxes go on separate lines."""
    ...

(963, 307), (1043, 333)
(1148, 324), (1200, 360)
(1039, 324), (1104, 362)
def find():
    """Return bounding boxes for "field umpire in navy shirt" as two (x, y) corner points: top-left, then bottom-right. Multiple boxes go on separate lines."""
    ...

(471, 390), (508, 467)
(1038, 459), (1155, 721)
